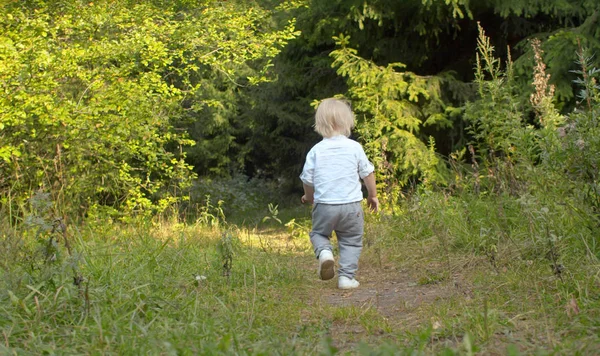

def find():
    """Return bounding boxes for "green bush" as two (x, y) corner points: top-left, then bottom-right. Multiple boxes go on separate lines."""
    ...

(0, 1), (298, 218)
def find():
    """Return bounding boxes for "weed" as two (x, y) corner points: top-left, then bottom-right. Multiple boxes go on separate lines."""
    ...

(216, 230), (240, 279)
(262, 203), (282, 225)
(194, 195), (226, 228)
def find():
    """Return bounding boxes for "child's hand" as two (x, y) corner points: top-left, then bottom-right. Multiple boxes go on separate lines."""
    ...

(301, 195), (313, 204)
(367, 196), (379, 212)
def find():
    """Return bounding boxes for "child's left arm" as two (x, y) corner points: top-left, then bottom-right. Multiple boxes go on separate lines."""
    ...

(362, 173), (379, 212)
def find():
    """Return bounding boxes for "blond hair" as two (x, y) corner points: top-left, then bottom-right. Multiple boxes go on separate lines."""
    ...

(314, 98), (355, 138)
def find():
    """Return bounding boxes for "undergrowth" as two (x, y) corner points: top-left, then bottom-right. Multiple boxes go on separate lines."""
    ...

(1, 172), (599, 355)
(0, 211), (322, 354)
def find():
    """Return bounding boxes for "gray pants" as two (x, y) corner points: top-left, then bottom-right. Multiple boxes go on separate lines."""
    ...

(310, 202), (364, 279)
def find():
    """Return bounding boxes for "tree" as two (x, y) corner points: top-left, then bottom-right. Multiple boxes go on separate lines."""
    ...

(0, 0), (298, 217)
(239, 0), (600, 186)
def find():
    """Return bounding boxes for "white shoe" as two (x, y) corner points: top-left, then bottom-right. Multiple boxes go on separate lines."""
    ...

(318, 250), (335, 280)
(338, 276), (360, 289)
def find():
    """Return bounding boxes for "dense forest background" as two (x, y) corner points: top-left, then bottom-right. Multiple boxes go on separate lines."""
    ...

(1, 0), (599, 216)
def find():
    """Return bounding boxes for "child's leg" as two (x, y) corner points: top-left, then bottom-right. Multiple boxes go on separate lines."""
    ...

(335, 202), (364, 279)
(309, 203), (335, 258)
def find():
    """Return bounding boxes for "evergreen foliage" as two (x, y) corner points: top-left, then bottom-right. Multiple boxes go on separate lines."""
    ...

(330, 35), (453, 204)
(244, 0), (599, 182)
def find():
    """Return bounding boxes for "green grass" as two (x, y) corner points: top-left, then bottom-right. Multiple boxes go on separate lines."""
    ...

(0, 219), (323, 355)
(1, 190), (599, 355)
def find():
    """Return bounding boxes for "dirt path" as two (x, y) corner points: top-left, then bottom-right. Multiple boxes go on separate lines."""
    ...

(310, 260), (469, 352)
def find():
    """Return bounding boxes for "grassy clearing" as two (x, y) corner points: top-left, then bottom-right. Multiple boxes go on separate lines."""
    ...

(0, 216), (322, 355)
(1, 190), (599, 355)
(353, 189), (600, 355)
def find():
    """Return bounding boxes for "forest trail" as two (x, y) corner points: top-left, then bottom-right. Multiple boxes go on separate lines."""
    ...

(301, 254), (473, 352)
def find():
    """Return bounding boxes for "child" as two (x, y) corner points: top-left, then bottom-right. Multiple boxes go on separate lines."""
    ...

(300, 98), (379, 289)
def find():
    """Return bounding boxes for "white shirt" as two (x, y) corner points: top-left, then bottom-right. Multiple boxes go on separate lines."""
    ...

(300, 135), (374, 204)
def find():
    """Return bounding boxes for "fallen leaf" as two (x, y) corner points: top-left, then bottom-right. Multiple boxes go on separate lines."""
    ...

(566, 297), (580, 318)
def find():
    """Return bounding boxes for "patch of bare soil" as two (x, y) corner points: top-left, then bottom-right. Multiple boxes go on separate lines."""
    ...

(318, 263), (465, 352)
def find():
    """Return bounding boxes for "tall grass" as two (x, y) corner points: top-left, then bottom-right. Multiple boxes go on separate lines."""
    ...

(0, 211), (325, 354)
(1, 171), (599, 355)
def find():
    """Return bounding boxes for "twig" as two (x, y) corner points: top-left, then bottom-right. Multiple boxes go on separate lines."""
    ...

(248, 265), (257, 330)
